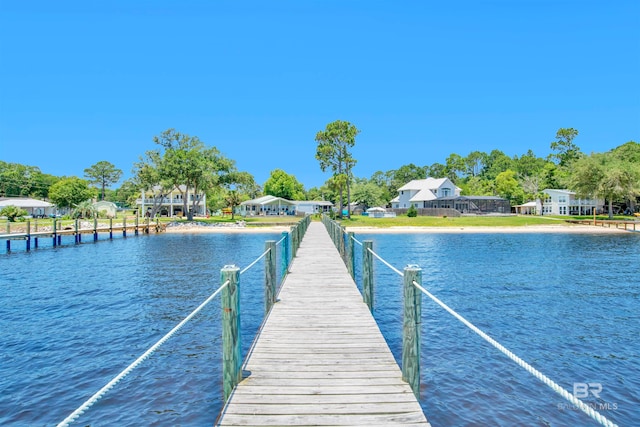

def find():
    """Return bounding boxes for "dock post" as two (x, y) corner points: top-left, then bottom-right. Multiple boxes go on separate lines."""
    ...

(5, 221), (10, 252)
(265, 240), (277, 315)
(291, 224), (298, 258)
(34, 219), (38, 248)
(93, 217), (98, 241)
(26, 220), (31, 251)
(221, 265), (241, 402)
(109, 218), (113, 239)
(402, 264), (422, 398)
(347, 231), (355, 278)
(123, 217), (127, 237)
(363, 240), (374, 313)
(281, 231), (290, 277)
(74, 219), (80, 244)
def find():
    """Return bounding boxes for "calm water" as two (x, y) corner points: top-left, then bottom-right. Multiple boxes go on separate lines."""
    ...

(1, 230), (638, 426)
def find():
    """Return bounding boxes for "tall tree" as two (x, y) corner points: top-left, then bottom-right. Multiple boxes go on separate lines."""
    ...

(263, 169), (305, 200)
(48, 177), (96, 210)
(464, 151), (488, 177)
(550, 127), (581, 166)
(495, 169), (524, 204)
(351, 178), (386, 210)
(570, 151), (640, 219)
(84, 161), (123, 201)
(152, 129), (235, 220)
(315, 120), (359, 218)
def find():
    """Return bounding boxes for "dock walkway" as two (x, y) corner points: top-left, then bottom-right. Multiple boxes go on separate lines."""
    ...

(216, 222), (430, 426)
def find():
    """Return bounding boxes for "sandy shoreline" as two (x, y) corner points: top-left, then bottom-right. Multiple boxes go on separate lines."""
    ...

(164, 223), (635, 234)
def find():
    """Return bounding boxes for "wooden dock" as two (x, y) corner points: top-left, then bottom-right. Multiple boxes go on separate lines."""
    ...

(216, 222), (430, 426)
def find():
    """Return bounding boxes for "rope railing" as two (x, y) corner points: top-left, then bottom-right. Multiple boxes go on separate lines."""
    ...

(411, 280), (619, 427)
(320, 215), (619, 427)
(57, 279), (231, 427)
(57, 215), (312, 427)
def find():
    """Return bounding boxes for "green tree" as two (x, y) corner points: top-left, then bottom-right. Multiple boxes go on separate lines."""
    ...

(48, 177), (96, 210)
(570, 152), (640, 219)
(0, 205), (28, 222)
(351, 179), (386, 210)
(72, 200), (97, 219)
(224, 190), (243, 220)
(514, 149), (548, 178)
(495, 169), (524, 204)
(444, 153), (466, 181)
(315, 120), (359, 218)
(481, 150), (514, 181)
(550, 127), (581, 166)
(84, 161), (123, 201)
(0, 162), (54, 198)
(464, 151), (488, 177)
(263, 169), (305, 200)
(426, 162), (447, 179)
(152, 129), (236, 220)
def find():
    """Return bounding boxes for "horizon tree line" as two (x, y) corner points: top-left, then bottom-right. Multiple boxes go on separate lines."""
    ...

(1, 127), (639, 219)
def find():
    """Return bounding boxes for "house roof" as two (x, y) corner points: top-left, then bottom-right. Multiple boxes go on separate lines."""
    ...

(397, 178), (461, 203)
(241, 195), (296, 206)
(514, 201), (538, 207)
(543, 189), (575, 195)
(294, 200), (333, 206)
(0, 198), (53, 208)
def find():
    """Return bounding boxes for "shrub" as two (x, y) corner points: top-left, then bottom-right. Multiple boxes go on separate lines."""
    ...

(407, 205), (418, 217)
(0, 205), (28, 222)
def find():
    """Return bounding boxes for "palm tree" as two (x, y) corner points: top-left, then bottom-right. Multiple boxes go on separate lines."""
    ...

(73, 200), (96, 219)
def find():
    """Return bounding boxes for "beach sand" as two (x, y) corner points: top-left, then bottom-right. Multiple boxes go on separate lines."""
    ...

(163, 223), (634, 234)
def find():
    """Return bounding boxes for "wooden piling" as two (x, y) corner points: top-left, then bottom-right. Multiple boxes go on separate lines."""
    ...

(265, 240), (277, 315)
(347, 231), (355, 278)
(402, 265), (422, 398)
(363, 240), (374, 313)
(281, 231), (289, 278)
(221, 265), (242, 402)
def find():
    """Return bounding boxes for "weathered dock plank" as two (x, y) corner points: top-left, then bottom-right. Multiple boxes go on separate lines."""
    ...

(216, 222), (430, 426)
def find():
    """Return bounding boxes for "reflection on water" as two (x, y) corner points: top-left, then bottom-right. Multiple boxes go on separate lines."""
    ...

(1, 231), (638, 426)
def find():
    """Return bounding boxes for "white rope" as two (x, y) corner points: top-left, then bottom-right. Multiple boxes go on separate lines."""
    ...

(276, 234), (287, 246)
(57, 280), (231, 427)
(412, 280), (619, 427)
(240, 248), (270, 275)
(350, 235), (363, 246)
(367, 247), (404, 276)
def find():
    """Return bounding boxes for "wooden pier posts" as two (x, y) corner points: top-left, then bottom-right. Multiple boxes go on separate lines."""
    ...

(221, 265), (241, 402)
(265, 240), (277, 315)
(281, 231), (290, 278)
(402, 265), (422, 398)
(363, 240), (374, 313)
(347, 231), (355, 279)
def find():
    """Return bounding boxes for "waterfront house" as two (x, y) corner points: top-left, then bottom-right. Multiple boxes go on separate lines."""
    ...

(541, 189), (603, 216)
(93, 201), (118, 218)
(391, 178), (510, 214)
(0, 197), (55, 218)
(294, 200), (333, 215)
(391, 178), (461, 209)
(136, 186), (207, 217)
(240, 195), (297, 216)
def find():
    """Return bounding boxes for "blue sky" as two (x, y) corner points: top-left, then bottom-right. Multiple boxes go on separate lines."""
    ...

(1, 1), (638, 190)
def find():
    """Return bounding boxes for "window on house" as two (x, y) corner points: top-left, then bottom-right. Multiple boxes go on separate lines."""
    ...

(441, 188), (450, 197)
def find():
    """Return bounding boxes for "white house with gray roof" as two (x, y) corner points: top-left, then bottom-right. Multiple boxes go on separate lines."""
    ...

(391, 178), (461, 209)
